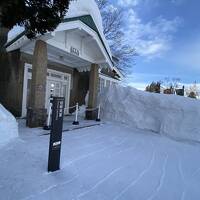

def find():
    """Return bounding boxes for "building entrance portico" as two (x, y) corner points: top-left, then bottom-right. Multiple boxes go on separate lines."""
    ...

(3, 3), (123, 127)
(22, 64), (71, 118)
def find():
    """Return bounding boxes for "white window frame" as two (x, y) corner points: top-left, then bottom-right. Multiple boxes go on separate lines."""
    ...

(21, 63), (71, 117)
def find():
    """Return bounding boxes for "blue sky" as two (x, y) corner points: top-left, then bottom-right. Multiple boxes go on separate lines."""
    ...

(110, 0), (200, 89)
(8, 0), (200, 90)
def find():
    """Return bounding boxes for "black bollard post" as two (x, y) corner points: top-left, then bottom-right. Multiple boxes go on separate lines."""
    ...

(48, 97), (65, 172)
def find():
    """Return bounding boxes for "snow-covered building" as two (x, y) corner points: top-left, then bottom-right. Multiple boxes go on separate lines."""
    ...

(0, 0), (122, 127)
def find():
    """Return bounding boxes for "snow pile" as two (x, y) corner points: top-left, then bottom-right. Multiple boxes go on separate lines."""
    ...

(66, 0), (103, 34)
(0, 104), (18, 147)
(100, 85), (200, 143)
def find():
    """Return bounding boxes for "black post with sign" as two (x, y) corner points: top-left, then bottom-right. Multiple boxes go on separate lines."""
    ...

(48, 97), (65, 172)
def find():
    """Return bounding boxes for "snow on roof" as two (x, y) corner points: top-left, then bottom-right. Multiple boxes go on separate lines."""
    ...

(65, 0), (104, 35)
(6, 0), (123, 77)
(8, 0), (104, 44)
(7, 26), (24, 43)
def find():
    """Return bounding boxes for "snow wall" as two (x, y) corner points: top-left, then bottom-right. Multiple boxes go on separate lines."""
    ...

(0, 104), (18, 147)
(100, 85), (200, 143)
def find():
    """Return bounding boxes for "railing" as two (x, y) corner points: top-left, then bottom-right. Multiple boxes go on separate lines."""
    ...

(44, 101), (101, 129)
(71, 103), (101, 125)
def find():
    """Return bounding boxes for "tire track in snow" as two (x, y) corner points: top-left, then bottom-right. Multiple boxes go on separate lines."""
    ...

(178, 158), (185, 183)
(62, 136), (139, 169)
(178, 157), (186, 200)
(175, 147), (190, 200)
(181, 191), (186, 200)
(110, 145), (137, 156)
(22, 175), (78, 200)
(77, 167), (123, 199)
(180, 158), (200, 200)
(62, 146), (108, 168)
(146, 154), (168, 200)
(113, 149), (156, 200)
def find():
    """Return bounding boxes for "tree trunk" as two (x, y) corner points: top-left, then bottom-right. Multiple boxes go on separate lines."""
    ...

(0, 26), (9, 52)
(0, 5), (10, 52)
(0, 10), (10, 82)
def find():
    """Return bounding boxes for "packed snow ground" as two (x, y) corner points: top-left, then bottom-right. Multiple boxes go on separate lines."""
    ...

(1, 121), (200, 200)
(0, 104), (18, 147)
(100, 85), (200, 143)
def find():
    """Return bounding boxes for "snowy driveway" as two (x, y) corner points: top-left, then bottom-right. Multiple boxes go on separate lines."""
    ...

(0, 123), (200, 200)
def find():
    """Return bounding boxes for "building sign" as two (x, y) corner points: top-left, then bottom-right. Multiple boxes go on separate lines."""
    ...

(48, 97), (65, 172)
(70, 46), (79, 56)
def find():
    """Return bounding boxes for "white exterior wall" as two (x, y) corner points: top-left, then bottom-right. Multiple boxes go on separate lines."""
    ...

(98, 74), (120, 93)
(49, 29), (105, 66)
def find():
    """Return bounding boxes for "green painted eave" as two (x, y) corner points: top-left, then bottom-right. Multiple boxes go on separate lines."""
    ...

(5, 30), (26, 48)
(6, 15), (113, 67)
(63, 15), (113, 64)
(63, 15), (99, 35)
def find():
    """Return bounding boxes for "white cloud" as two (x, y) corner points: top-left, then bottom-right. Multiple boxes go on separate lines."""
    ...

(123, 72), (167, 90)
(171, 0), (185, 5)
(118, 0), (139, 7)
(123, 8), (182, 59)
(105, 4), (118, 12)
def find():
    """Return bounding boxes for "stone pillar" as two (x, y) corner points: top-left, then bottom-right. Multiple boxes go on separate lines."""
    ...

(86, 64), (99, 120)
(26, 40), (47, 128)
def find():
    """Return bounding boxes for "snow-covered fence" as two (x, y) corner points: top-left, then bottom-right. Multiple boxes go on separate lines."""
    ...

(99, 85), (200, 143)
(72, 103), (79, 125)
(44, 102), (101, 128)
(71, 103), (101, 125)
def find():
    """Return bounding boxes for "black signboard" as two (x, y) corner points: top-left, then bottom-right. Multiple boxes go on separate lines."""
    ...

(48, 97), (65, 172)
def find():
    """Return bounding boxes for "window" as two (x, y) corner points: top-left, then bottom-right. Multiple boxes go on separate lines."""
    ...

(106, 80), (110, 87)
(51, 73), (62, 79)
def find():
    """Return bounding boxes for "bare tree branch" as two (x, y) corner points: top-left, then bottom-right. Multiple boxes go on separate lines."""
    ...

(96, 0), (108, 10)
(96, 0), (137, 73)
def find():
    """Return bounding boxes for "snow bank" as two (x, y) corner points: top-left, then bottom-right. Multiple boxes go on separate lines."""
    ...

(0, 104), (18, 147)
(100, 85), (200, 143)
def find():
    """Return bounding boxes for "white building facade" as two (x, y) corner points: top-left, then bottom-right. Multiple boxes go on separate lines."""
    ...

(1, 0), (122, 127)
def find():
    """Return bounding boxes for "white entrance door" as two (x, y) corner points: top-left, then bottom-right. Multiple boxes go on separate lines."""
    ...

(45, 80), (70, 115)
(22, 64), (71, 117)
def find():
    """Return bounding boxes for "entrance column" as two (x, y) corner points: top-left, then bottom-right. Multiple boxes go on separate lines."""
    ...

(86, 64), (99, 120)
(27, 40), (47, 128)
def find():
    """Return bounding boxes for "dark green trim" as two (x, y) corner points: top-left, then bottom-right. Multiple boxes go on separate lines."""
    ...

(63, 15), (99, 34)
(63, 15), (113, 64)
(5, 31), (26, 48)
(6, 15), (113, 66)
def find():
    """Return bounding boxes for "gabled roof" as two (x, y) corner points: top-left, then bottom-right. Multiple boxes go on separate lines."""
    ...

(63, 15), (114, 67)
(5, 15), (123, 78)
(5, 31), (26, 48)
